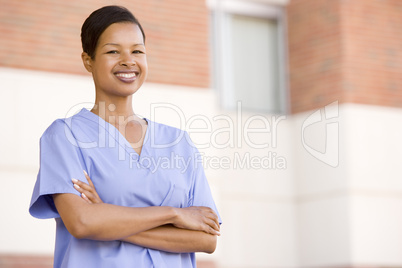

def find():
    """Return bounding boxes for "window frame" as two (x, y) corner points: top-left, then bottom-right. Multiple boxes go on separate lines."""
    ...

(208, 0), (289, 114)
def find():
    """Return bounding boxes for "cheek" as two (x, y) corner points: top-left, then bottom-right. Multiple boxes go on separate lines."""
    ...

(93, 61), (112, 75)
(139, 58), (148, 72)
(92, 66), (112, 85)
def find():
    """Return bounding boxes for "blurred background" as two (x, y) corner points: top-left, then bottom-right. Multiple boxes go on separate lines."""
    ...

(1, 0), (402, 267)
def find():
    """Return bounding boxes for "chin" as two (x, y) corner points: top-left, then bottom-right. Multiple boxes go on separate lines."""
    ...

(115, 84), (142, 96)
(123, 88), (142, 97)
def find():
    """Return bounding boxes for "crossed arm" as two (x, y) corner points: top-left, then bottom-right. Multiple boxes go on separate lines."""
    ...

(52, 171), (220, 254)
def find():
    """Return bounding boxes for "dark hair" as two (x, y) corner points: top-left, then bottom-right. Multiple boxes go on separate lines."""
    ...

(81, 5), (146, 59)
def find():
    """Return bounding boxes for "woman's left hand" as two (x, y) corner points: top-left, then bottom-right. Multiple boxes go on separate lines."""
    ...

(72, 170), (104, 204)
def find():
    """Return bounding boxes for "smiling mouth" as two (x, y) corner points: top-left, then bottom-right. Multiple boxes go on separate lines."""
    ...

(114, 72), (138, 83)
(115, 73), (136, 79)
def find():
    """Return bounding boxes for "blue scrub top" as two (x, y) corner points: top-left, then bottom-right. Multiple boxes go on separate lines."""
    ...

(29, 108), (221, 268)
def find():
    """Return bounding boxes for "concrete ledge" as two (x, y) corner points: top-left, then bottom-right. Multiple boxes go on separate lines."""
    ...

(0, 254), (216, 268)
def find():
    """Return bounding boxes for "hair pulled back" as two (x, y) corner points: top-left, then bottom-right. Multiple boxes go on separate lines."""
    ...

(81, 5), (145, 59)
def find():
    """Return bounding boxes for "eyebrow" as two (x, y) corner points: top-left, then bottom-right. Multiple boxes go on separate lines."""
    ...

(102, 43), (145, 47)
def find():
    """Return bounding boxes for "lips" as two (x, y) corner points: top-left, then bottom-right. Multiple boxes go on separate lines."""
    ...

(114, 71), (138, 83)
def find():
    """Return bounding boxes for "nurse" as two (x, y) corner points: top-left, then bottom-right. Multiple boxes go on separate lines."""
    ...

(29, 5), (221, 268)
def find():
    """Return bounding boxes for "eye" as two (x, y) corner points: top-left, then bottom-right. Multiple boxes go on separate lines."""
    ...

(106, 50), (118, 54)
(133, 50), (144, 54)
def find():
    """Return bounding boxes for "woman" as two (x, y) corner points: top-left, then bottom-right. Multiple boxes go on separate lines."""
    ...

(29, 5), (221, 268)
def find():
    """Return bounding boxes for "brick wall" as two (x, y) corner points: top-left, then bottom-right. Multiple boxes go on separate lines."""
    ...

(0, 0), (210, 88)
(342, 0), (402, 108)
(287, 0), (402, 113)
(2, 1), (402, 111)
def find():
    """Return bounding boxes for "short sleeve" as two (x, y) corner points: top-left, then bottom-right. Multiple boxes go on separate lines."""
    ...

(187, 138), (222, 225)
(29, 120), (86, 219)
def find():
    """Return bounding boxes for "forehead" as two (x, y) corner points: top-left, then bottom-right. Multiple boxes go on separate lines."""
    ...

(98, 23), (144, 45)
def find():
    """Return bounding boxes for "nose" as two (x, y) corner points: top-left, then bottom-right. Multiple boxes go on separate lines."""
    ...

(120, 52), (136, 66)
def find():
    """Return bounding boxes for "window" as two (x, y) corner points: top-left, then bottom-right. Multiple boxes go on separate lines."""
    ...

(209, 0), (288, 113)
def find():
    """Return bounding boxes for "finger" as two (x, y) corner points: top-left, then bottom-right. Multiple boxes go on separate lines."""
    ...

(201, 208), (219, 227)
(72, 179), (83, 193)
(72, 181), (93, 200)
(190, 207), (220, 230)
(77, 183), (102, 204)
(208, 212), (220, 229)
(203, 224), (220, 236)
(83, 170), (95, 188)
(205, 217), (220, 232)
(82, 171), (102, 202)
(72, 179), (94, 200)
(202, 214), (220, 234)
(210, 226), (220, 236)
(81, 193), (93, 204)
(200, 206), (218, 218)
(72, 178), (95, 193)
(81, 189), (99, 204)
(72, 178), (103, 204)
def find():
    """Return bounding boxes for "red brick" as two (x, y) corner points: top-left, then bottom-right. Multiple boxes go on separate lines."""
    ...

(0, 0), (210, 88)
(287, 0), (402, 113)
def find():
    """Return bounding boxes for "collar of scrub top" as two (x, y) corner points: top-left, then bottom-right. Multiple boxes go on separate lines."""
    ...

(77, 108), (151, 164)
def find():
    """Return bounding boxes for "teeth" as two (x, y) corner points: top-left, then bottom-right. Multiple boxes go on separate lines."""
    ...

(116, 73), (136, 78)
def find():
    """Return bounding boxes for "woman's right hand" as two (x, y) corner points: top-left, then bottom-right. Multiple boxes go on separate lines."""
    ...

(172, 206), (220, 236)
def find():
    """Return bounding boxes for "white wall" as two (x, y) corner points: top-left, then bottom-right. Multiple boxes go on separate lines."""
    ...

(290, 103), (352, 267)
(292, 103), (402, 267)
(345, 105), (402, 266)
(1, 67), (402, 267)
(0, 68), (94, 254)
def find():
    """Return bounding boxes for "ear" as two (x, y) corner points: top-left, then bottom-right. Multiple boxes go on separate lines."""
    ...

(81, 52), (93, 72)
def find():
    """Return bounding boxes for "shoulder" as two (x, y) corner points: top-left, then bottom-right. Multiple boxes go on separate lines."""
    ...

(39, 113), (87, 151)
(149, 120), (186, 137)
(42, 119), (69, 137)
(147, 119), (196, 151)
(41, 111), (82, 139)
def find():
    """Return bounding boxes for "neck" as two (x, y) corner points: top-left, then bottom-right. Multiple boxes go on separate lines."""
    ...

(90, 94), (140, 126)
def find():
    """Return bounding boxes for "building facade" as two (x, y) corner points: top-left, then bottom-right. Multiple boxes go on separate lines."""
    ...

(0, 0), (401, 267)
